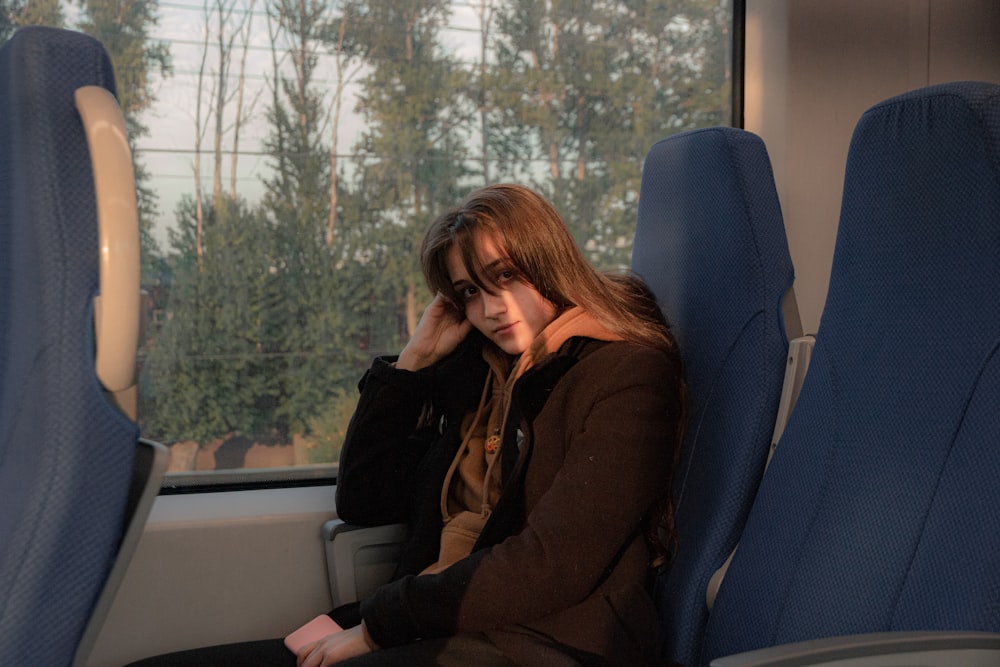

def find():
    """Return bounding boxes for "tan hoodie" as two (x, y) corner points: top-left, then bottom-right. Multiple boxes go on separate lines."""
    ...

(422, 307), (621, 574)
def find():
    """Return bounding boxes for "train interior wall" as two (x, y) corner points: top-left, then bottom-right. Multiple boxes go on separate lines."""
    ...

(746, 0), (1000, 333)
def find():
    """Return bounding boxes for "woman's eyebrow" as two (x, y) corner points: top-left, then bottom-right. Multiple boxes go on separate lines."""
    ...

(452, 258), (507, 288)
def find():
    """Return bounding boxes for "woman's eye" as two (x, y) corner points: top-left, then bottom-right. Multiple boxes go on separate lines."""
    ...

(461, 285), (479, 300)
(496, 269), (515, 283)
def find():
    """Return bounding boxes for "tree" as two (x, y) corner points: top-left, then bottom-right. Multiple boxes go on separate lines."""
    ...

(143, 0), (736, 457)
(229, 0), (257, 199)
(192, 0), (212, 264)
(144, 196), (279, 444)
(489, 0), (732, 269)
(257, 0), (369, 438)
(189, 0), (259, 262)
(2, 0), (64, 40)
(205, 0), (257, 204)
(0, 2), (20, 40)
(342, 0), (471, 336)
(474, 0), (496, 182)
(317, 1), (365, 248)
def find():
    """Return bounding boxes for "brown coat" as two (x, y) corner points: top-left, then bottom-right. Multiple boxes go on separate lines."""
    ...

(336, 333), (682, 665)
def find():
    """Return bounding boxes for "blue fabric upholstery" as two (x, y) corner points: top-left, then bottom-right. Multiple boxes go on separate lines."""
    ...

(702, 82), (1000, 664)
(631, 127), (796, 667)
(0, 27), (140, 666)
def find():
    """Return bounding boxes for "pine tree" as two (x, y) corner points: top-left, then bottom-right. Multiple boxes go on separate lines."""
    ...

(1, 0), (64, 39)
(258, 0), (369, 441)
(489, 0), (732, 269)
(342, 0), (471, 336)
(144, 196), (278, 446)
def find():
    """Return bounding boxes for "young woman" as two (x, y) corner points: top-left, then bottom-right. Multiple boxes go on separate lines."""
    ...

(301, 184), (685, 666)
(130, 184), (684, 667)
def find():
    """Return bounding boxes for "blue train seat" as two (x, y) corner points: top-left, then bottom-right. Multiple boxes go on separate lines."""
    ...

(703, 81), (1000, 665)
(0, 26), (166, 667)
(631, 127), (801, 667)
(323, 129), (804, 642)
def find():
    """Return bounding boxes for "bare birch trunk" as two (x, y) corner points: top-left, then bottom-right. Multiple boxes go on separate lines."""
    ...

(212, 0), (228, 206)
(478, 0), (492, 182)
(194, 0), (211, 267)
(230, 0), (255, 199)
(326, 10), (350, 248)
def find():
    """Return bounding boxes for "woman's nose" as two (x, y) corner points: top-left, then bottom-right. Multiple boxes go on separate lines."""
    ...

(482, 290), (506, 319)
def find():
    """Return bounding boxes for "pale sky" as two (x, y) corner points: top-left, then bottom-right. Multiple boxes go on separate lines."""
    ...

(141, 1), (483, 248)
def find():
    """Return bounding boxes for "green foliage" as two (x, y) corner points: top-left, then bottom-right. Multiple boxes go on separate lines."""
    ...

(486, 0), (732, 268)
(301, 388), (360, 465)
(137, 0), (732, 456)
(77, 0), (172, 140)
(339, 0), (472, 336)
(144, 197), (276, 442)
(2, 0), (64, 39)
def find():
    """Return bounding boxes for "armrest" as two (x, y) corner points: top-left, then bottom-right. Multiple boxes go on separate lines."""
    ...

(710, 631), (1000, 667)
(322, 519), (408, 607)
(73, 439), (168, 667)
(766, 334), (815, 467)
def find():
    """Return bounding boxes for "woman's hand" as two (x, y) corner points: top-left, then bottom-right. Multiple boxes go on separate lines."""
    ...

(296, 624), (375, 667)
(396, 293), (473, 371)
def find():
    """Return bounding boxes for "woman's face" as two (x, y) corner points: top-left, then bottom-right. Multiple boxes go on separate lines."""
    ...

(446, 232), (558, 356)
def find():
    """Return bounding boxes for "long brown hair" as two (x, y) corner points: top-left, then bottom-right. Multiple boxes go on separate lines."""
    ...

(422, 184), (675, 351)
(421, 183), (687, 566)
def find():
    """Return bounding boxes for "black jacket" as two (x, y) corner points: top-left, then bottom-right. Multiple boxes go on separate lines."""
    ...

(336, 333), (682, 665)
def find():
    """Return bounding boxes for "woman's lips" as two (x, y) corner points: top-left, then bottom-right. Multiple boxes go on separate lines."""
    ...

(493, 321), (518, 335)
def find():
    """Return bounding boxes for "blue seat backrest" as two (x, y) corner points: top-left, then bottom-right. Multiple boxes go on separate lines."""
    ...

(631, 127), (796, 667)
(0, 27), (140, 666)
(702, 81), (1000, 664)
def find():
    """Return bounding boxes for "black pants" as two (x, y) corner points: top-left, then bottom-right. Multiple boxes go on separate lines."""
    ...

(123, 604), (601, 666)
(125, 633), (518, 666)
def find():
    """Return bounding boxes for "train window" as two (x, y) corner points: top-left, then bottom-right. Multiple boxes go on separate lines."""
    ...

(4, 0), (738, 489)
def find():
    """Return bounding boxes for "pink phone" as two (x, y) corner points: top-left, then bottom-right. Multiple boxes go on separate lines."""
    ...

(284, 614), (343, 653)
